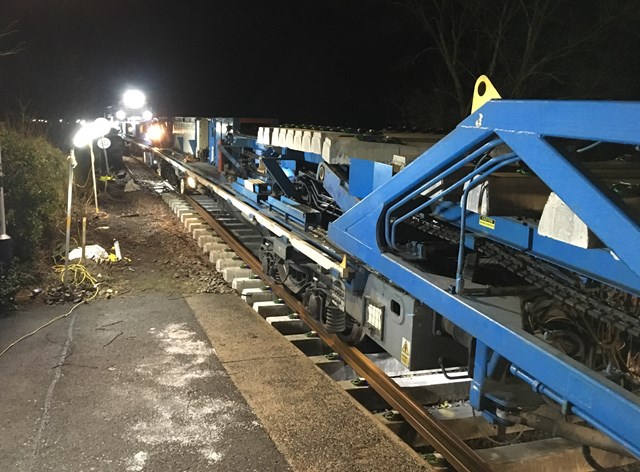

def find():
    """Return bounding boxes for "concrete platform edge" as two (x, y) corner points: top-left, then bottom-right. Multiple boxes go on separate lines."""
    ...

(187, 293), (430, 472)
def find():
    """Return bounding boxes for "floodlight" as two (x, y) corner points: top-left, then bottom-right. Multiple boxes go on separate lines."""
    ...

(73, 126), (92, 148)
(147, 124), (164, 142)
(123, 89), (146, 109)
(93, 117), (111, 136)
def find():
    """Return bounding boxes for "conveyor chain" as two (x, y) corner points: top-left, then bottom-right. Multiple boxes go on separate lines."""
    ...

(411, 217), (640, 337)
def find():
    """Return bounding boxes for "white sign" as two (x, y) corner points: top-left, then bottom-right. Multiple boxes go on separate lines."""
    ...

(96, 137), (111, 150)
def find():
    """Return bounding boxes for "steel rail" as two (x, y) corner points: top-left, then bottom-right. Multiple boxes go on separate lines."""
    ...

(182, 192), (494, 472)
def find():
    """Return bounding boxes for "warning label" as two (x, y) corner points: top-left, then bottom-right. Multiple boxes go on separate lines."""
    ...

(479, 215), (496, 230)
(400, 337), (411, 368)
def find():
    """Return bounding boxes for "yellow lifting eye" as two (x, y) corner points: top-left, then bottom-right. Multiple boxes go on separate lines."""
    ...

(471, 75), (501, 113)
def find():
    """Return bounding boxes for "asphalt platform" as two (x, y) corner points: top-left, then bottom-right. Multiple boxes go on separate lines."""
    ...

(0, 292), (430, 471)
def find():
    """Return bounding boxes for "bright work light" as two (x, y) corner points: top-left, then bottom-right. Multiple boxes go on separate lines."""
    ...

(147, 123), (164, 142)
(72, 118), (111, 147)
(123, 89), (146, 110)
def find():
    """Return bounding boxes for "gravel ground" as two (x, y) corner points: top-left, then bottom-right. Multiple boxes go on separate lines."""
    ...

(90, 178), (235, 298)
(18, 161), (234, 308)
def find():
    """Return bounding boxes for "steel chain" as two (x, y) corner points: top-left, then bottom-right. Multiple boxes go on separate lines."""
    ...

(411, 217), (640, 337)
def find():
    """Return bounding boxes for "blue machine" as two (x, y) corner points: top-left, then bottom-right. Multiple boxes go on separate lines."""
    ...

(222, 103), (640, 457)
(328, 100), (640, 457)
(150, 96), (640, 458)
(209, 117), (278, 168)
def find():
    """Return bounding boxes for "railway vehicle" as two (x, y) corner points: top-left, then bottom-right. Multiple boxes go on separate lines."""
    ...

(143, 116), (278, 160)
(131, 77), (640, 460)
(140, 116), (279, 185)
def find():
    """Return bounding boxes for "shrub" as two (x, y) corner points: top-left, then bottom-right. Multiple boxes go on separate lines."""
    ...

(0, 263), (30, 311)
(0, 126), (67, 261)
(0, 126), (67, 312)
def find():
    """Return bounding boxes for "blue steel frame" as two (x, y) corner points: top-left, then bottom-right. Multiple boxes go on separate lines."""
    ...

(328, 100), (640, 457)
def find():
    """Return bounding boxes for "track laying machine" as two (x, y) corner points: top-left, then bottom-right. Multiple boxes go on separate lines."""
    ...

(136, 77), (640, 458)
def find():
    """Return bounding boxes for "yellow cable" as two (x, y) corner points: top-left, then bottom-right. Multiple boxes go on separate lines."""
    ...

(52, 263), (98, 287)
(0, 260), (102, 359)
(0, 260), (109, 359)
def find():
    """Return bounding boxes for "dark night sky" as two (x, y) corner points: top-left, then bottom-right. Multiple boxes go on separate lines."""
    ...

(0, 0), (411, 127)
(2, 1), (640, 130)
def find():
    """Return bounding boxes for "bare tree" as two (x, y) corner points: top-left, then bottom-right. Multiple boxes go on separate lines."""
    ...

(388, 0), (640, 122)
(0, 21), (24, 57)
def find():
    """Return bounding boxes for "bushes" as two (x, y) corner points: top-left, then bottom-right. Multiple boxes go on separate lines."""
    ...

(0, 263), (30, 311)
(0, 126), (67, 260)
(0, 126), (67, 310)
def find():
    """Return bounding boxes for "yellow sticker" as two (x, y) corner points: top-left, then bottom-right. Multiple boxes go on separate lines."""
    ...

(479, 215), (495, 230)
(400, 337), (411, 368)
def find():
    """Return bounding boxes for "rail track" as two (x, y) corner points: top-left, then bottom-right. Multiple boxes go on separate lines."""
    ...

(180, 190), (490, 472)
(124, 151), (637, 472)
